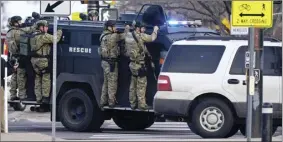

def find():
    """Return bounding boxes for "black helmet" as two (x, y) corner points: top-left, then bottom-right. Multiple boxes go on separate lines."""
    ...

(105, 20), (116, 27)
(32, 12), (40, 19)
(10, 16), (22, 24)
(79, 13), (87, 20)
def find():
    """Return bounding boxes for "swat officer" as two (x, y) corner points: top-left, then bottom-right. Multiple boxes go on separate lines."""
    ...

(6, 16), (36, 101)
(99, 20), (130, 108)
(125, 21), (159, 110)
(88, 10), (99, 21)
(30, 20), (62, 104)
(31, 12), (41, 24)
(79, 13), (88, 21)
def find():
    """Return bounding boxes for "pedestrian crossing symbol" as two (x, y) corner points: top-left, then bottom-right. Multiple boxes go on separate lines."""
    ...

(101, 8), (118, 21)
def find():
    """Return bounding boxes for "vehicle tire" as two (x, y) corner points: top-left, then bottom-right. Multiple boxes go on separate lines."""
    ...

(59, 88), (104, 132)
(240, 125), (277, 136)
(190, 98), (235, 138)
(188, 122), (199, 135)
(225, 124), (240, 138)
(12, 102), (26, 111)
(113, 112), (155, 130)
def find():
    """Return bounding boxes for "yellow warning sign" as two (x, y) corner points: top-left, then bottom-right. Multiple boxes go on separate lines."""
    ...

(232, 1), (273, 28)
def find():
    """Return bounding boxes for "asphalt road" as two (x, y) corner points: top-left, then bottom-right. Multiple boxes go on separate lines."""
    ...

(6, 107), (282, 141)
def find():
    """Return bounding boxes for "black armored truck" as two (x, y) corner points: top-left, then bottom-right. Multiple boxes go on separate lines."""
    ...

(7, 4), (220, 132)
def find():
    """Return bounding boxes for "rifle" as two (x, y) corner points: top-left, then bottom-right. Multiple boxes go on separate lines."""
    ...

(131, 32), (157, 80)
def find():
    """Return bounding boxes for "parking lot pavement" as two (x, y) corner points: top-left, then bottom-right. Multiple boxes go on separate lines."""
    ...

(4, 108), (282, 141)
(8, 106), (50, 123)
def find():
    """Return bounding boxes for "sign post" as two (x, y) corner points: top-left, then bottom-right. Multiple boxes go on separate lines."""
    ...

(232, 0), (273, 141)
(40, 1), (71, 141)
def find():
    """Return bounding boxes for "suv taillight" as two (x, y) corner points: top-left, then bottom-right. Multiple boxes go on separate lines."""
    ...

(158, 75), (172, 91)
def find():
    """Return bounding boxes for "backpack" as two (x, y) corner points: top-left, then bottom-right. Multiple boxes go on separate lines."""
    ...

(19, 32), (42, 56)
(99, 32), (112, 57)
(6, 28), (20, 54)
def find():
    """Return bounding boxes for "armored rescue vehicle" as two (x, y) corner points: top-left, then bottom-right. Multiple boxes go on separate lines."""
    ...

(6, 4), (220, 131)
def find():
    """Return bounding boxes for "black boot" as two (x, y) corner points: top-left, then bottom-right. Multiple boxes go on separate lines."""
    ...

(42, 97), (50, 104)
(10, 96), (19, 101)
(21, 97), (34, 101)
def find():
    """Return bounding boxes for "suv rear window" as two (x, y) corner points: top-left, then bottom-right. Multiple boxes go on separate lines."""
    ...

(229, 46), (281, 76)
(162, 45), (226, 73)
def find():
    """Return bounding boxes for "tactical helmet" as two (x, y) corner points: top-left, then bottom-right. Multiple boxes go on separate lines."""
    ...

(10, 16), (22, 24)
(134, 21), (145, 28)
(88, 10), (99, 17)
(36, 20), (48, 29)
(79, 13), (88, 20)
(32, 12), (41, 19)
(105, 20), (116, 27)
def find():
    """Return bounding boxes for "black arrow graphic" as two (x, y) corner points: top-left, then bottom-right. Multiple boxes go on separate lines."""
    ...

(239, 13), (265, 17)
(45, 1), (64, 12)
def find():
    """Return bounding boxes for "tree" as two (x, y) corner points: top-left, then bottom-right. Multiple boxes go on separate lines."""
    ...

(117, 0), (282, 39)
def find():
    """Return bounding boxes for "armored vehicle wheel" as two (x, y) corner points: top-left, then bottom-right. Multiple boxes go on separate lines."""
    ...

(113, 112), (155, 130)
(59, 88), (104, 132)
(12, 102), (26, 111)
(30, 106), (36, 112)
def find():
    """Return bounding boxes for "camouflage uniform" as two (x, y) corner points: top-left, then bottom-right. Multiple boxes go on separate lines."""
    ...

(6, 16), (36, 100)
(125, 25), (158, 110)
(30, 20), (62, 103)
(99, 20), (129, 107)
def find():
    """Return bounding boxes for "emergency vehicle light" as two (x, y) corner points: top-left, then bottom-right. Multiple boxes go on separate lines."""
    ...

(167, 20), (202, 26)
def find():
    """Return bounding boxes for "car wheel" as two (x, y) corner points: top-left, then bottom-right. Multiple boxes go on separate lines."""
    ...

(12, 102), (26, 111)
(59, 88), (104, 132)
(225, 123), (240, 138)
(113, 112), (155, 130)
(191, 98), (235, 138)
(188, 122), (199, 135)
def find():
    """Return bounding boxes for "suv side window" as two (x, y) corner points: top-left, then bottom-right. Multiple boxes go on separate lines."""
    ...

(229, 46), (280, 76)
(162, 45), (226, 73)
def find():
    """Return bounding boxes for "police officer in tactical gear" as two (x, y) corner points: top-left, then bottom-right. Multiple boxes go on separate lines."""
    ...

(31, 12), (41, 24)
(99, 20), (130, 108)
(125, 21), (159, 110)
(30, 20), (62, 104)
(6, 16), (36, 101)
(79, 13), (88, 21)
(88, 10), (99, 21)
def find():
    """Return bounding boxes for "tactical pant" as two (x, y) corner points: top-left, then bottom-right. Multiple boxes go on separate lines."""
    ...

(0, 87), (4, 132)
(31, 58), (50, 102)
(100, 60), (118, 106)
(129, 62), (148, 109)
(9, 68), (27, 99)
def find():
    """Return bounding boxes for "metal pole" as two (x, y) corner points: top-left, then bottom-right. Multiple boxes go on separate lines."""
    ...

(246, 27), (255, 141)
(251, 28), (263, 137)
(52, 16), (58, 142)
(281, 2), (283, 141)
(0, 0), (2, 140)
(261, 103), (273, 142)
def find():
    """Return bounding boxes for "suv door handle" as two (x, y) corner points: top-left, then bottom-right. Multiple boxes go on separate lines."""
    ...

(228, 79), (239, 84)
(243, 80), (247, 85)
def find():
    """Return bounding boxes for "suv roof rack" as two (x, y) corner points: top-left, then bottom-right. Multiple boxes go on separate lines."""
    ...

(184, 36), (281, 42)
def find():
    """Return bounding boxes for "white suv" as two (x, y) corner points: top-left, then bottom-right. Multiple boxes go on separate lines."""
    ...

(153, 36), (282, 138)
